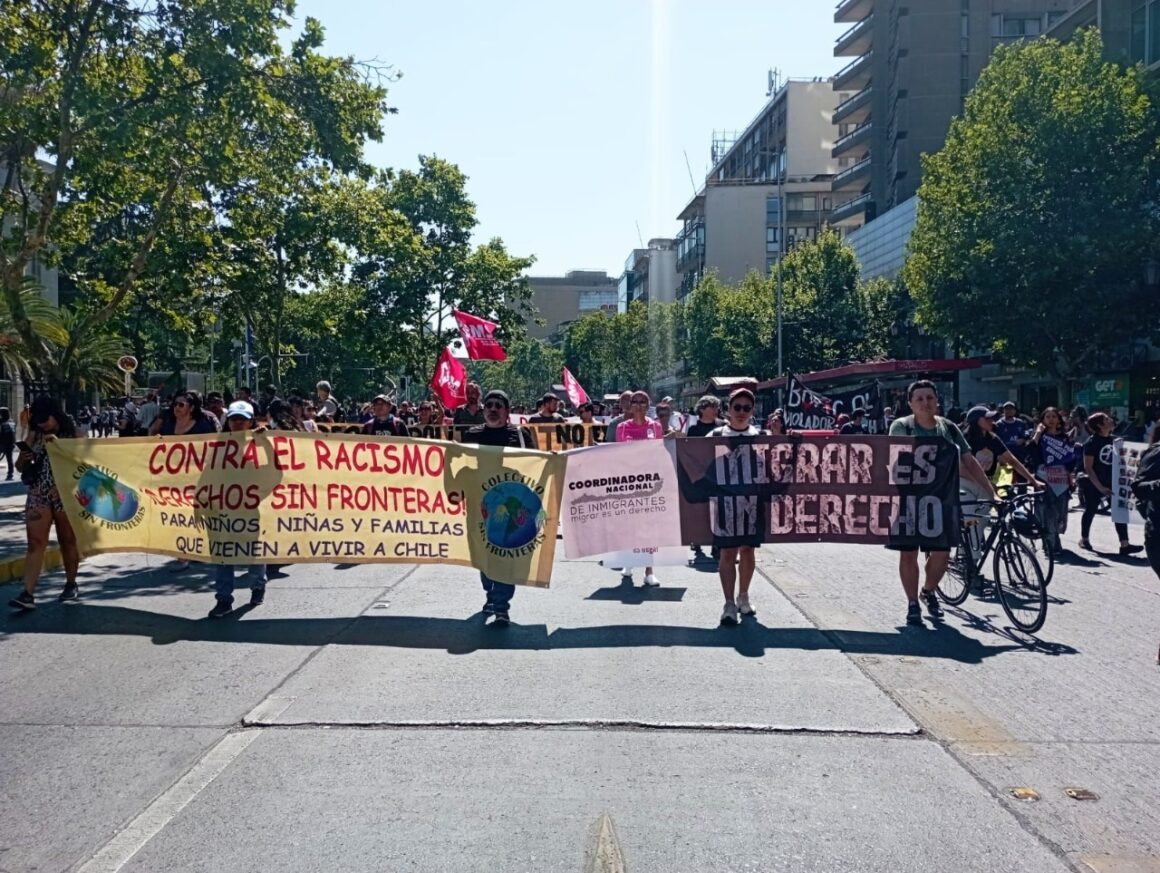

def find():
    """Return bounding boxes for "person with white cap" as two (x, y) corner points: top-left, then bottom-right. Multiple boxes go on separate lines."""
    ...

(208, 401), (268, 618)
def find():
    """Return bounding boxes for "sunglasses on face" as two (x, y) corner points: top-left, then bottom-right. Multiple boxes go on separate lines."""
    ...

(657, 409), (671, 415)
(174, 400), (189, 408)
(732, 404), (753, 413)
(485, 401), (506, 411)
(631, 399), (648, 405)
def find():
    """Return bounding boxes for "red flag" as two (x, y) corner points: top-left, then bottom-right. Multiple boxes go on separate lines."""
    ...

(562, 367), (588, 406)
(430, 347), (468, 410)
(453, 309), (507, 361)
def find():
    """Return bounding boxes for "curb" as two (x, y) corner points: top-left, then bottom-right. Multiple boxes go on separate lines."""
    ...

(0, 546), (63, 584)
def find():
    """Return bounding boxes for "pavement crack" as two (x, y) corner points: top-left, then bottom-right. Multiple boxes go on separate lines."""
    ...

(235, 717), (925, 738)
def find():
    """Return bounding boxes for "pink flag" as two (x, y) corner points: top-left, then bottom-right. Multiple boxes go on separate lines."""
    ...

(430, 347), (468, 410)
(453, 309), (507, 361)
(562, 367), (588, 406)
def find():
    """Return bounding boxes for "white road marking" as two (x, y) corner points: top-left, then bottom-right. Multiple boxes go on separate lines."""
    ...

(76, 730), (261, 873)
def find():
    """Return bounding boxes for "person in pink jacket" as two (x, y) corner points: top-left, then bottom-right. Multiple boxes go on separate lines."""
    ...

(614, 390), (663, 587)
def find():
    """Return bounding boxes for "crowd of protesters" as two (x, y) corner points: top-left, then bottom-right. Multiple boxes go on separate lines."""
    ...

(6, 377), (1160, 652)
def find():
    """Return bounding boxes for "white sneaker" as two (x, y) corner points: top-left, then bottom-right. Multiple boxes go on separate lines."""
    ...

(720, 602), (739, 625)
(642, 573), (660, 588)
(737, 594), (755, 616)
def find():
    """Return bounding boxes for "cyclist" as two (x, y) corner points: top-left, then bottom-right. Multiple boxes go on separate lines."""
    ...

(889, 381), (997, 627)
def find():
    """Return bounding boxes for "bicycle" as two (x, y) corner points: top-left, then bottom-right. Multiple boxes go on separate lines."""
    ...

(939, 492), (1048, 634)
(1009, 492), (1055, 585)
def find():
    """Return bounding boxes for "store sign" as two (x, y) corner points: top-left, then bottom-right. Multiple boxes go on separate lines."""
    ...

(1076, 374), (1129, 411)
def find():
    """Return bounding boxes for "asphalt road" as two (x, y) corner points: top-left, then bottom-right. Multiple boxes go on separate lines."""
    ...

(1, 508), (1157, 873)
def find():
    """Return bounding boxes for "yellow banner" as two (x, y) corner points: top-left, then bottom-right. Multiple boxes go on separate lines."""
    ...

(47, 433), (566, 586)
(316, 422), (609, 450)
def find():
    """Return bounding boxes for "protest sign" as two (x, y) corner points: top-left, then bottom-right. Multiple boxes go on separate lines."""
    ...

(1112, 438), (1148, 526)
(675, 434), (960, 549)
(48, 433), (565, 586)
(560, 440), (683, 559)
(784, 376), (883, 434)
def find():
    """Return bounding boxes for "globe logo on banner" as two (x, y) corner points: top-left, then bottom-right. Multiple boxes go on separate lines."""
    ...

(480, 481), (546, 549)
(74, 467), (144, 527)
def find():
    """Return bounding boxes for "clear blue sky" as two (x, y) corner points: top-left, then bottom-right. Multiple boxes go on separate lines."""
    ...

(294, 0), (842, 276)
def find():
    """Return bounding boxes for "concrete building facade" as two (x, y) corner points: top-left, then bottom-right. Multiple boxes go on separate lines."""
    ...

(831, 0), (1080, 231)
(675, 78), (840, 298)
(619, 239), (678, 313)
(525, 270), (618, 345)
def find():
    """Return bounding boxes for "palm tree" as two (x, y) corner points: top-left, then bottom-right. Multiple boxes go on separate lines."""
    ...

(0, 277), (67, 380)
(49, 309), (126, 397)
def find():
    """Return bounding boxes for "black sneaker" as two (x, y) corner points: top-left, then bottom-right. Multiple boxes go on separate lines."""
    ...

(491, 610), (510, 627)
(249, 587), (265, 606)
(906, 601), (923, 626)
(482, 602), (497, 616)
(921, 589), (944, 620)
(58, 583), (79, 602)
(1120, 544), (1144, 556)
(207, 600), (233, 619)
(9, 590), (35, 611)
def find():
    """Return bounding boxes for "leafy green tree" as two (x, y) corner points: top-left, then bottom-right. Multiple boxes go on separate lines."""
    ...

(356, 158), (535, 382)
(857, 277), (915, 361)
(0, 0), (391, 392)
(903, 30), (1160, 400)
(683, 272), (775, 380)
(780, 229), (868, 374)
(469, 338), (563, 407)
(562, 300), (684, 395)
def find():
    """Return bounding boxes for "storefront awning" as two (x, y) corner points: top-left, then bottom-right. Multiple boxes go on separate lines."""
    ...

(757, 358), (986, 392)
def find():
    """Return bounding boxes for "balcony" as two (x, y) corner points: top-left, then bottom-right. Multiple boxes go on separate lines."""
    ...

(829, 192), (874, 226)
(835, 13), (873, 57)
(832, 121), (872, 159)
(833, 50), (872, 91)
(835, 0), (873, 25)
(833, 85), (872, 126)
(832, 154), (872, 192)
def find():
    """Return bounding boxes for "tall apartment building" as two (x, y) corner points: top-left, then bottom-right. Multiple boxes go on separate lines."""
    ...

(831, 0), (1079, 231)
(524, 270), (619, 345)
(618, 238), (678, 312)
(1046, 0), (1160, 67)
(675, 78), (839, 298)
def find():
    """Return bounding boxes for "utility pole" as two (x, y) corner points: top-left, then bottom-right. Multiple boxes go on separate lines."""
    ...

(776, 165), (785, 383)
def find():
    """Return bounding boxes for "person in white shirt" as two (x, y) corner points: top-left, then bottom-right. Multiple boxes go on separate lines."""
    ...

(315, 380), (339, 420)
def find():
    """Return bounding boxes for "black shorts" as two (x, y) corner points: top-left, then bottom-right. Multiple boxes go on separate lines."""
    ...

(885, 544), (950, 554)
(713, 534), (762, 550)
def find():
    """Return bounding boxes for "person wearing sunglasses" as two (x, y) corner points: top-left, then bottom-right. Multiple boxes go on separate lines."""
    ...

(710, 388), (763, 624)
(460, 390), (535, 625)
(156, 390), (220, 436)
(612, 391), (664, 587)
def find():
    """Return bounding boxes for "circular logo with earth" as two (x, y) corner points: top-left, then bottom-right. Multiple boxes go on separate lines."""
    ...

(480, 481), (547, 550)
(74, 467), (142, 525)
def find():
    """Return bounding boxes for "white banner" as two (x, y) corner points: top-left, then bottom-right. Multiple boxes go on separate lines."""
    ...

(1112, 438), (1148, 526)
(561, 440), (683, 559)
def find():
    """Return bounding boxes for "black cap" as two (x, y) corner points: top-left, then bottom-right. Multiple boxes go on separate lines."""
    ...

(484, 390), (510, 409)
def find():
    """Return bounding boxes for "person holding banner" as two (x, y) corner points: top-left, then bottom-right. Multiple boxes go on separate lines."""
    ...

(1127, 425), (1160, 595)
(890, 381), (997, 627)
(209, 402), (269, 618)
(8, 396), (81, 611)
(461, 390), (534, 626)
(614, 391), (664, 588)
(1079, 413), (1143, 556)
(710, 388), (763, 624)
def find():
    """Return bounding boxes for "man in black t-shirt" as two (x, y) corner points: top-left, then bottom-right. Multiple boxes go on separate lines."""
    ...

(361, 394), (407, 437)
(460, 390), (535, 626)
(527, 392), (565, 424)
(453, 382), (485, 426)
(839, 410), (867, 435)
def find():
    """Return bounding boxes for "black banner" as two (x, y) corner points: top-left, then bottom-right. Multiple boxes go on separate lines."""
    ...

(784, 376), (883, 434)
(676, 434), (961, 549)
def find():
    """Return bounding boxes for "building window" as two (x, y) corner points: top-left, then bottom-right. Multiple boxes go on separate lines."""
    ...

(766, 196), (781, 221)
(1151, 0), (1160, 64)
(1132, 2), (1146, 63)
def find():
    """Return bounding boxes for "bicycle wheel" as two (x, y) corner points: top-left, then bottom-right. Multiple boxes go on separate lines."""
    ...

(1017, 530), (1054, 585)
(939, 526), (976, 606)
(993, 536), (1048, 633)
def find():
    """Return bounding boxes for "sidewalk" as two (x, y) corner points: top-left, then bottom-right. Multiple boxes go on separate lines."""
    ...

(0, 477), (62, 584)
